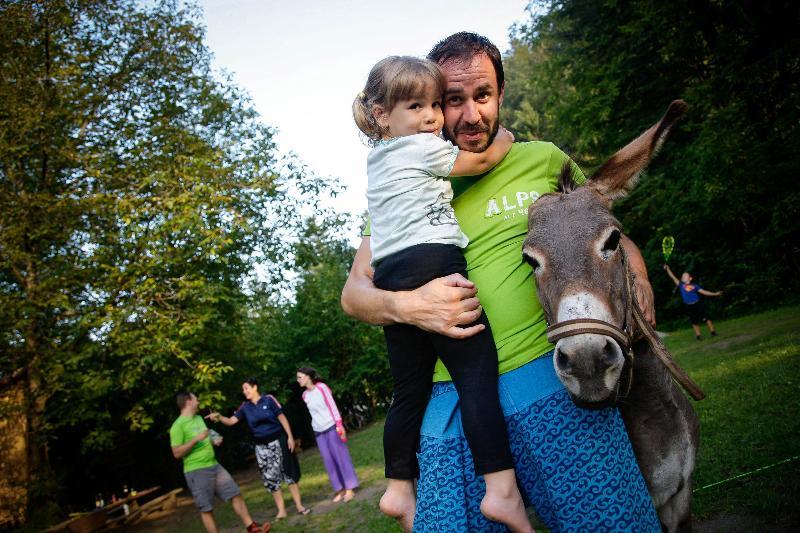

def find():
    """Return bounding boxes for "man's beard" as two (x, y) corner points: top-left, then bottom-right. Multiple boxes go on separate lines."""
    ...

(444, 114), (500, 153)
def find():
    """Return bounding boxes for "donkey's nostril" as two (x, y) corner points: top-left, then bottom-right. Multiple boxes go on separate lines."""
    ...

(603, 339), (620, 366)
(555, 348), (571, 371)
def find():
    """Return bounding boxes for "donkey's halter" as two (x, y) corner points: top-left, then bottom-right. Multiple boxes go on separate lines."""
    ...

(545, 246), (705, 403)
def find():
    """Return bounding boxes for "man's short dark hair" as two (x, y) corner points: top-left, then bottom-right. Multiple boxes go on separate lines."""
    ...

(427, 32), (504, 90)
(176, 391), (195, 410)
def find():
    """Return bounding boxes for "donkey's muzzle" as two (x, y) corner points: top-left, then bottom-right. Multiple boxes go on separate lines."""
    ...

(553, 334), (626, 404)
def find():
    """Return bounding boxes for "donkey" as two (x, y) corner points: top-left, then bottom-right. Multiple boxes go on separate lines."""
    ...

(522, 101), (700, 532)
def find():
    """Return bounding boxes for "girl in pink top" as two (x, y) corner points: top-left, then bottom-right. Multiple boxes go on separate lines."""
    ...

(296, 367), (359, 502)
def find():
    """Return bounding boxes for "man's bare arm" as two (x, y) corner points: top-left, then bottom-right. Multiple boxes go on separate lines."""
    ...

(621, 235), (656, 326)
(341, 237), (485, 338)
(171, 429), (208, 460)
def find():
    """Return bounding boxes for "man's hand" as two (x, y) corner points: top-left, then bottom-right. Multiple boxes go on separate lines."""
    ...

(193, 429), (209, 444)
(621, 235), (655, 326)
(633, 275), (656, 326)
(287, 436), (295, 453)
(402, 273), (485, 339)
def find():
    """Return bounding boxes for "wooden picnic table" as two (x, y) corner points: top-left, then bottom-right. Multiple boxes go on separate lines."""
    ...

(104, 487), (184, 529)
(39, 486), (162, 533)
(102, 486), (160, 514)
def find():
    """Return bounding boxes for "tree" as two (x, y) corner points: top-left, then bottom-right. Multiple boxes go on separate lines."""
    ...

(503, 0), (800, 322)
(0, 0), (329, 522)
(255, 216), (390, 430)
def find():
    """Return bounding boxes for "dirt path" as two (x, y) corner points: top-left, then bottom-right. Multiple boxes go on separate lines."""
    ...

(124, 473), (388, 532)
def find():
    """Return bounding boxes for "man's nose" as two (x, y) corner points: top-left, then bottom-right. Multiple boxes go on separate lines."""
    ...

(462, 99), (481, 124)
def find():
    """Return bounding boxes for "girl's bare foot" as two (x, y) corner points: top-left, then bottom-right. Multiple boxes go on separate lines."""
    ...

(343, 489), (355, 502)
(332, 490), (344, 503)
(480, 470), (534, 533)
(379, 479), (415, 532)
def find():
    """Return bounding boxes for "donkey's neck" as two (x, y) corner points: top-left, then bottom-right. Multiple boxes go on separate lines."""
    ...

(623, 340), (682, 413)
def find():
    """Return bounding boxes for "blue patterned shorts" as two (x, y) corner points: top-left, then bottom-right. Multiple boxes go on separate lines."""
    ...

(415, 353), (660, 532)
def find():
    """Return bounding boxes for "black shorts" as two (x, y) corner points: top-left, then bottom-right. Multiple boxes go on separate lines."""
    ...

(685, 300), (707, 325)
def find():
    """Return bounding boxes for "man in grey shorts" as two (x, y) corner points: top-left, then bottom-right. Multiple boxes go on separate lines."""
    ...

(170, 391), (269, 533)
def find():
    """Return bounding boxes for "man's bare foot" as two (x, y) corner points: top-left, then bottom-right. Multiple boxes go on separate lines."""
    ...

(332, 491), (344, 503)
(480, 470), (534, 533)
(343, 489), (355, 502)
(379, 479), (415, 532)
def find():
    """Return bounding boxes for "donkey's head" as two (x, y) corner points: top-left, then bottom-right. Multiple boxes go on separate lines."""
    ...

(522, 100), (686, 408)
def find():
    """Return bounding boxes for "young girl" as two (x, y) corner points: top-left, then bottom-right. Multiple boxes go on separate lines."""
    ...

(352, 56), (532, 532)
(296, 367), (359, 503)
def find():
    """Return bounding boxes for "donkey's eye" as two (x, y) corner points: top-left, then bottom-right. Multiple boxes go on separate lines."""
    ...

(602, 229), (621, 253)
(523, 253), (541, 271)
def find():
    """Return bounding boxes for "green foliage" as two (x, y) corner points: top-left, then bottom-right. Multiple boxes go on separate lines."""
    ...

(250, 216), (390, 428)
(0, 0), (340, 520)
(504, 0), (800, 323)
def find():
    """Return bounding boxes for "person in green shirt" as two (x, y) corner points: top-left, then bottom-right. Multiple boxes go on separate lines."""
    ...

(169, 391), (268, 533)
(342, 32), (661, 532)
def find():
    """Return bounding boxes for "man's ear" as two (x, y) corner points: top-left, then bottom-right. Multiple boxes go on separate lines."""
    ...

(498, 82), (505, 107)
(372, 105), (388, 130)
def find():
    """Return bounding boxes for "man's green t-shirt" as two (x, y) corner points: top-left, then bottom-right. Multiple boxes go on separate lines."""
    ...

(433, 142), (585, 380)
(169, 414), (217, 473)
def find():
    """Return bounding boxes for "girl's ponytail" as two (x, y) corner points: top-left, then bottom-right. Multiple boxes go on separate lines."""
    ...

(352, 90), (382, 143)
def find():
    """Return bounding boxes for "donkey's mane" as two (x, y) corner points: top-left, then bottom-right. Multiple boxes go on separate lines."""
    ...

(558, 162), (580, 194)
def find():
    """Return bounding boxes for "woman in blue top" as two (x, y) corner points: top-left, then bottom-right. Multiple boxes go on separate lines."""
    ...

(207, 378), (311, 520)
(664, 264), (723, 339)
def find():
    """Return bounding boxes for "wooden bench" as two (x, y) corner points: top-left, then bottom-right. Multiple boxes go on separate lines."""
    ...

(122, 488), (183, 526)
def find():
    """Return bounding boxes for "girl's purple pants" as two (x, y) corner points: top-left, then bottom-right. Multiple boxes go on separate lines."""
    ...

(316, 426), (359, 491)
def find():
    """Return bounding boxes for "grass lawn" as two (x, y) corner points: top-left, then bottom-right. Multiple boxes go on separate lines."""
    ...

(143, 305), (799, 531)
(663, 305), (800, 529)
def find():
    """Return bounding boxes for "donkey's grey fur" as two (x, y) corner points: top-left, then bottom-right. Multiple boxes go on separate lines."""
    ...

(522, 101), (698, 532)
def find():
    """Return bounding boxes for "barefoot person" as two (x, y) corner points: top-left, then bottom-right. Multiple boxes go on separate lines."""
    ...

(169, 391), (268, 533)
(342, 32), (661, 532)
(351, 54), (530, 532)
(206, 378), (311, 521)
(664, 264), (723, 339)
(296, 367), (359, 502)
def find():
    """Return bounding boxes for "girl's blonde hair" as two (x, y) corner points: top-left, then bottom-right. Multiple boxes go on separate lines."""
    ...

(352, 56), (447, 144)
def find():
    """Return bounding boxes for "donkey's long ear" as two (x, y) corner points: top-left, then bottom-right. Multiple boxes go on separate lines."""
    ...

(589, 100), (687, 201)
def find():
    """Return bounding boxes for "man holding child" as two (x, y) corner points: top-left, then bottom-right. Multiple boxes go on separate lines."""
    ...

(342, 32), (661, 532)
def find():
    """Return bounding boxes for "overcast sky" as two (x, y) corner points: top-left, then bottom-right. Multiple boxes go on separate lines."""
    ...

(198, 0), (530, 226)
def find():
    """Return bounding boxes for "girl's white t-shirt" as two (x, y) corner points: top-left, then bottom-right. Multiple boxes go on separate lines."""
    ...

(302, 384), (338, 433)
(367, 133), (468, 266)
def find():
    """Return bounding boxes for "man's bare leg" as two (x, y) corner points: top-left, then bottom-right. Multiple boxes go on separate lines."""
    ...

(199, 511), (219, 533)
(480, 469), (534, 533)
(692, 324), (702, 338)
(379, 479), (415, 532)
(230, 495), (254, 526)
